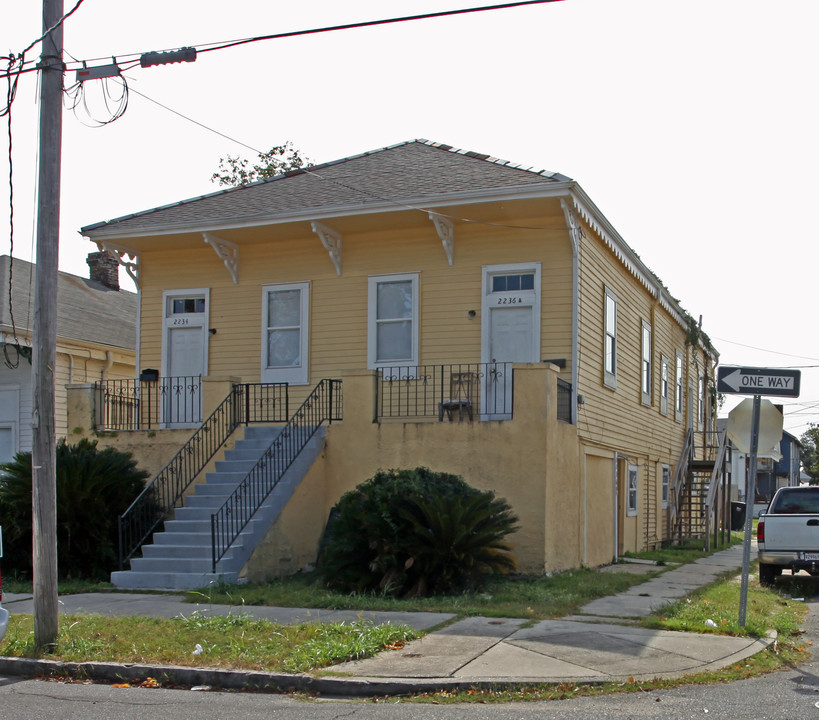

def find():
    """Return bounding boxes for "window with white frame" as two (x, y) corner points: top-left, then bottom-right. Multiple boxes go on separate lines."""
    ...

(368, 273), (419, 368)
(675, 351), (684, 422)
(627, 464), (639, 516)
(641, 320), (652, 405)
(662, 464), (670, 508)
(262, 282), (309, 385)
(698, 374), (705, 429)
(604, 287), (617, 388)
(660, 355), (669, 415)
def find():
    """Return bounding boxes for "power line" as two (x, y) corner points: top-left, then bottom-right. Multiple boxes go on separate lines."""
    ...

(713, 336), (819, 363)
(1, 0), (566, 80)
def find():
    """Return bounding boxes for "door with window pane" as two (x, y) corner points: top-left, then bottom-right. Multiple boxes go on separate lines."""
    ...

(481, 264), (541, 419)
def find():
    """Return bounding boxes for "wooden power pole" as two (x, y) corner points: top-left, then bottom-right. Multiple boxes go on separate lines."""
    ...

(32, 0), (64, 649)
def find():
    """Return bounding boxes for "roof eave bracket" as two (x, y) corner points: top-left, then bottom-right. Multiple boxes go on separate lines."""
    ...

(429, 213), (454, 266)
(95, 241), (140, 289)
(203, 232), (239, 284)
(311, 221), (342, 276)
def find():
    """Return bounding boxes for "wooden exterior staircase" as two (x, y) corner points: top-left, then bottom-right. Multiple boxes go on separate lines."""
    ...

(669, 428), (733, 550)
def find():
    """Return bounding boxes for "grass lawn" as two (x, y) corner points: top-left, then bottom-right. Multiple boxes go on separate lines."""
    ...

(1, 535), (811, 690)
(183, 566), (661, 620)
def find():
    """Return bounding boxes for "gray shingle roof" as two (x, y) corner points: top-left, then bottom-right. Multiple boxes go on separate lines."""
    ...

(0, 256), (137, 350)
(82, 139), (573, 237)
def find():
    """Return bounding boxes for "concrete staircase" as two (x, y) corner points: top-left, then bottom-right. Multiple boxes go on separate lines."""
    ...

(111, 424), (325, 590)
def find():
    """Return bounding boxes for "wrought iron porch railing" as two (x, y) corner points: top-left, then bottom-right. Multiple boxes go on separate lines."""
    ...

(117, 382), (289, 569)
(97, 376), (202, 430)
(376, 363), (513, 420)
(211, 378), (342, 572)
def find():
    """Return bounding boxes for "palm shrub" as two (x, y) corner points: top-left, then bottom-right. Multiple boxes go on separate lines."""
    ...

(319, 467), (519, 597)
(0, 438), (149, 580)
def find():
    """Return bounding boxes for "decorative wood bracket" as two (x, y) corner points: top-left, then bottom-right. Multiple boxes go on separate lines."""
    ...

(560, 199), (583, 252)
(311, 221), (342, 276)
(429, 213), (454, 266)
(203, 233), (238, 284)
(95, 241), (140, 288)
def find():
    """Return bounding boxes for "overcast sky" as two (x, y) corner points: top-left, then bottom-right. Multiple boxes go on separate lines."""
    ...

(3, 0), (817, 436)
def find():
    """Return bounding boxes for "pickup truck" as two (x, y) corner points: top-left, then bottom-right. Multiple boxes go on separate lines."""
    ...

(757, 486), (819, 585)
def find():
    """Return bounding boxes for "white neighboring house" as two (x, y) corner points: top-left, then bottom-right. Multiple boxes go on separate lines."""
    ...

(0, 253), (136, 464)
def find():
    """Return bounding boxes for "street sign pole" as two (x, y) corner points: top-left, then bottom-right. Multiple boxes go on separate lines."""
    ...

(738, 395), (761, 627)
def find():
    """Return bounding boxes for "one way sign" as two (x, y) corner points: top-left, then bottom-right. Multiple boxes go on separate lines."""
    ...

(717, 366), (801, 398)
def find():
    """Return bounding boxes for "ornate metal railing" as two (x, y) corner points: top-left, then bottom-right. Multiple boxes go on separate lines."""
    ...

(211, 379), (342, 572)
(97, 376), (202, 430)
(376, 363), (513, 420)
(117, 382), (289, 569)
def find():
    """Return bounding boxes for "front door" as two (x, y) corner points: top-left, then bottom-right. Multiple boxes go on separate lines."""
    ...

(162, 290), (209, 427)
(481, 263), (541, 419)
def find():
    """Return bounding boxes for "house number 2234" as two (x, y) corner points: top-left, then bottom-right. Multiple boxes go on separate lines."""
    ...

(172, 318), (190, 325)
(497, 297), (523, 305)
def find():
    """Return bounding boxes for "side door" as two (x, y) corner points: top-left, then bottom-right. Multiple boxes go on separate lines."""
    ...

(161, 289), (209, 427)
(481, 263), (541, 419)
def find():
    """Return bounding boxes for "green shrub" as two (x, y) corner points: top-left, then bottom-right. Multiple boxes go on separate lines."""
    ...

(0, 438), (149, 580)
(319, 467), (518, 597)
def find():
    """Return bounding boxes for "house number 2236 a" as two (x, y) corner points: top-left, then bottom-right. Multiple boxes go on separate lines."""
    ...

(172, 318), (190, 325)
(497, 297), (523, 305)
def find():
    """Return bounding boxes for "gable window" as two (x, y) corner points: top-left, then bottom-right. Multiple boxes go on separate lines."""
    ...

(641, 320), (652, 405)
(368, 273), (419, 368)
(660, 355), (669, 415)
(262, 282), (309, 385)
(627, 465), (639, 516)
(662, 464), (670, 508)
(675, 351), (684, 422)
(604, 287), (617, 388)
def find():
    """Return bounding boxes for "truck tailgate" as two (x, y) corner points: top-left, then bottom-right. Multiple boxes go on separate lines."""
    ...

(764, 515), (819, 551)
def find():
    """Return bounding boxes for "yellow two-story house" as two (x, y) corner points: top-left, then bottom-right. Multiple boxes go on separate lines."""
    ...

(79, 140), (719, 589)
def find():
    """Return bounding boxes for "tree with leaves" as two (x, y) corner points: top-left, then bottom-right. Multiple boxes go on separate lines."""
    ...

(800, 424), (819, 482)
(211, 141), (311, 187)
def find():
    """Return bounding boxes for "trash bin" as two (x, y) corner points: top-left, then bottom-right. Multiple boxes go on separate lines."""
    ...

(730, 501), (746, 531)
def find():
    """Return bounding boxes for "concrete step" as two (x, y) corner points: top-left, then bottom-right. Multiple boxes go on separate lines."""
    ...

(110, 569), (238, 590)
(113, 422), (323, 590)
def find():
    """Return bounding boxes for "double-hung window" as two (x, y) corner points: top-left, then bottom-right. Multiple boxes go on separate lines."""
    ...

(262, 282), (309, 385)
(627, 465), (639, 516)
(660, 355), (669, 415)
(662, 464), (670, 508)
(675, 351), (684, 422)
(368, 273), (419, 369)
(698, 374), (706, 430)
(641, 320), (652, 405)
(604, 288), (617, 388)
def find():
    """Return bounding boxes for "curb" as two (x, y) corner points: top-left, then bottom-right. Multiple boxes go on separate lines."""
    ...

(0, 629), (778, 698)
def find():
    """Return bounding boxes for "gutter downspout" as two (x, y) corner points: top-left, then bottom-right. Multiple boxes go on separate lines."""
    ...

(101, 350), (114, 381)
(560, 198), (581, 424)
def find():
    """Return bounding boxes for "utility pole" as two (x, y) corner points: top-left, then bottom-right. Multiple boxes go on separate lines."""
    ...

(32, 0), (64, 649)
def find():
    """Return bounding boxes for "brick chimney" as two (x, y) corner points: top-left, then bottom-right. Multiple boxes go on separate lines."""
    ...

(86, 251), (120, 291)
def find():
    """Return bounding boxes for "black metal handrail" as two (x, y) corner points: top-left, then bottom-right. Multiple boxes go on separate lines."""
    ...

(211, 379), (342, 572)
(97, 376), (203, 430)
(376, 363), (513, 420)
(117, 382), (289, 569)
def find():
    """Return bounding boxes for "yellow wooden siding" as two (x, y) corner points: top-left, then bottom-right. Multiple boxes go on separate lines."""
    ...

(138, 215), (575, 396)
(572, 213), (715, 548)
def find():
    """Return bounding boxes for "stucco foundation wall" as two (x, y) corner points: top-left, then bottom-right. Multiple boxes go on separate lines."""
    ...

(245, 364), (587, 580)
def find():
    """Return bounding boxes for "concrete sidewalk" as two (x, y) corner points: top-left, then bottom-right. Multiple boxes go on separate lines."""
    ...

(0, 544), (774, 695)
